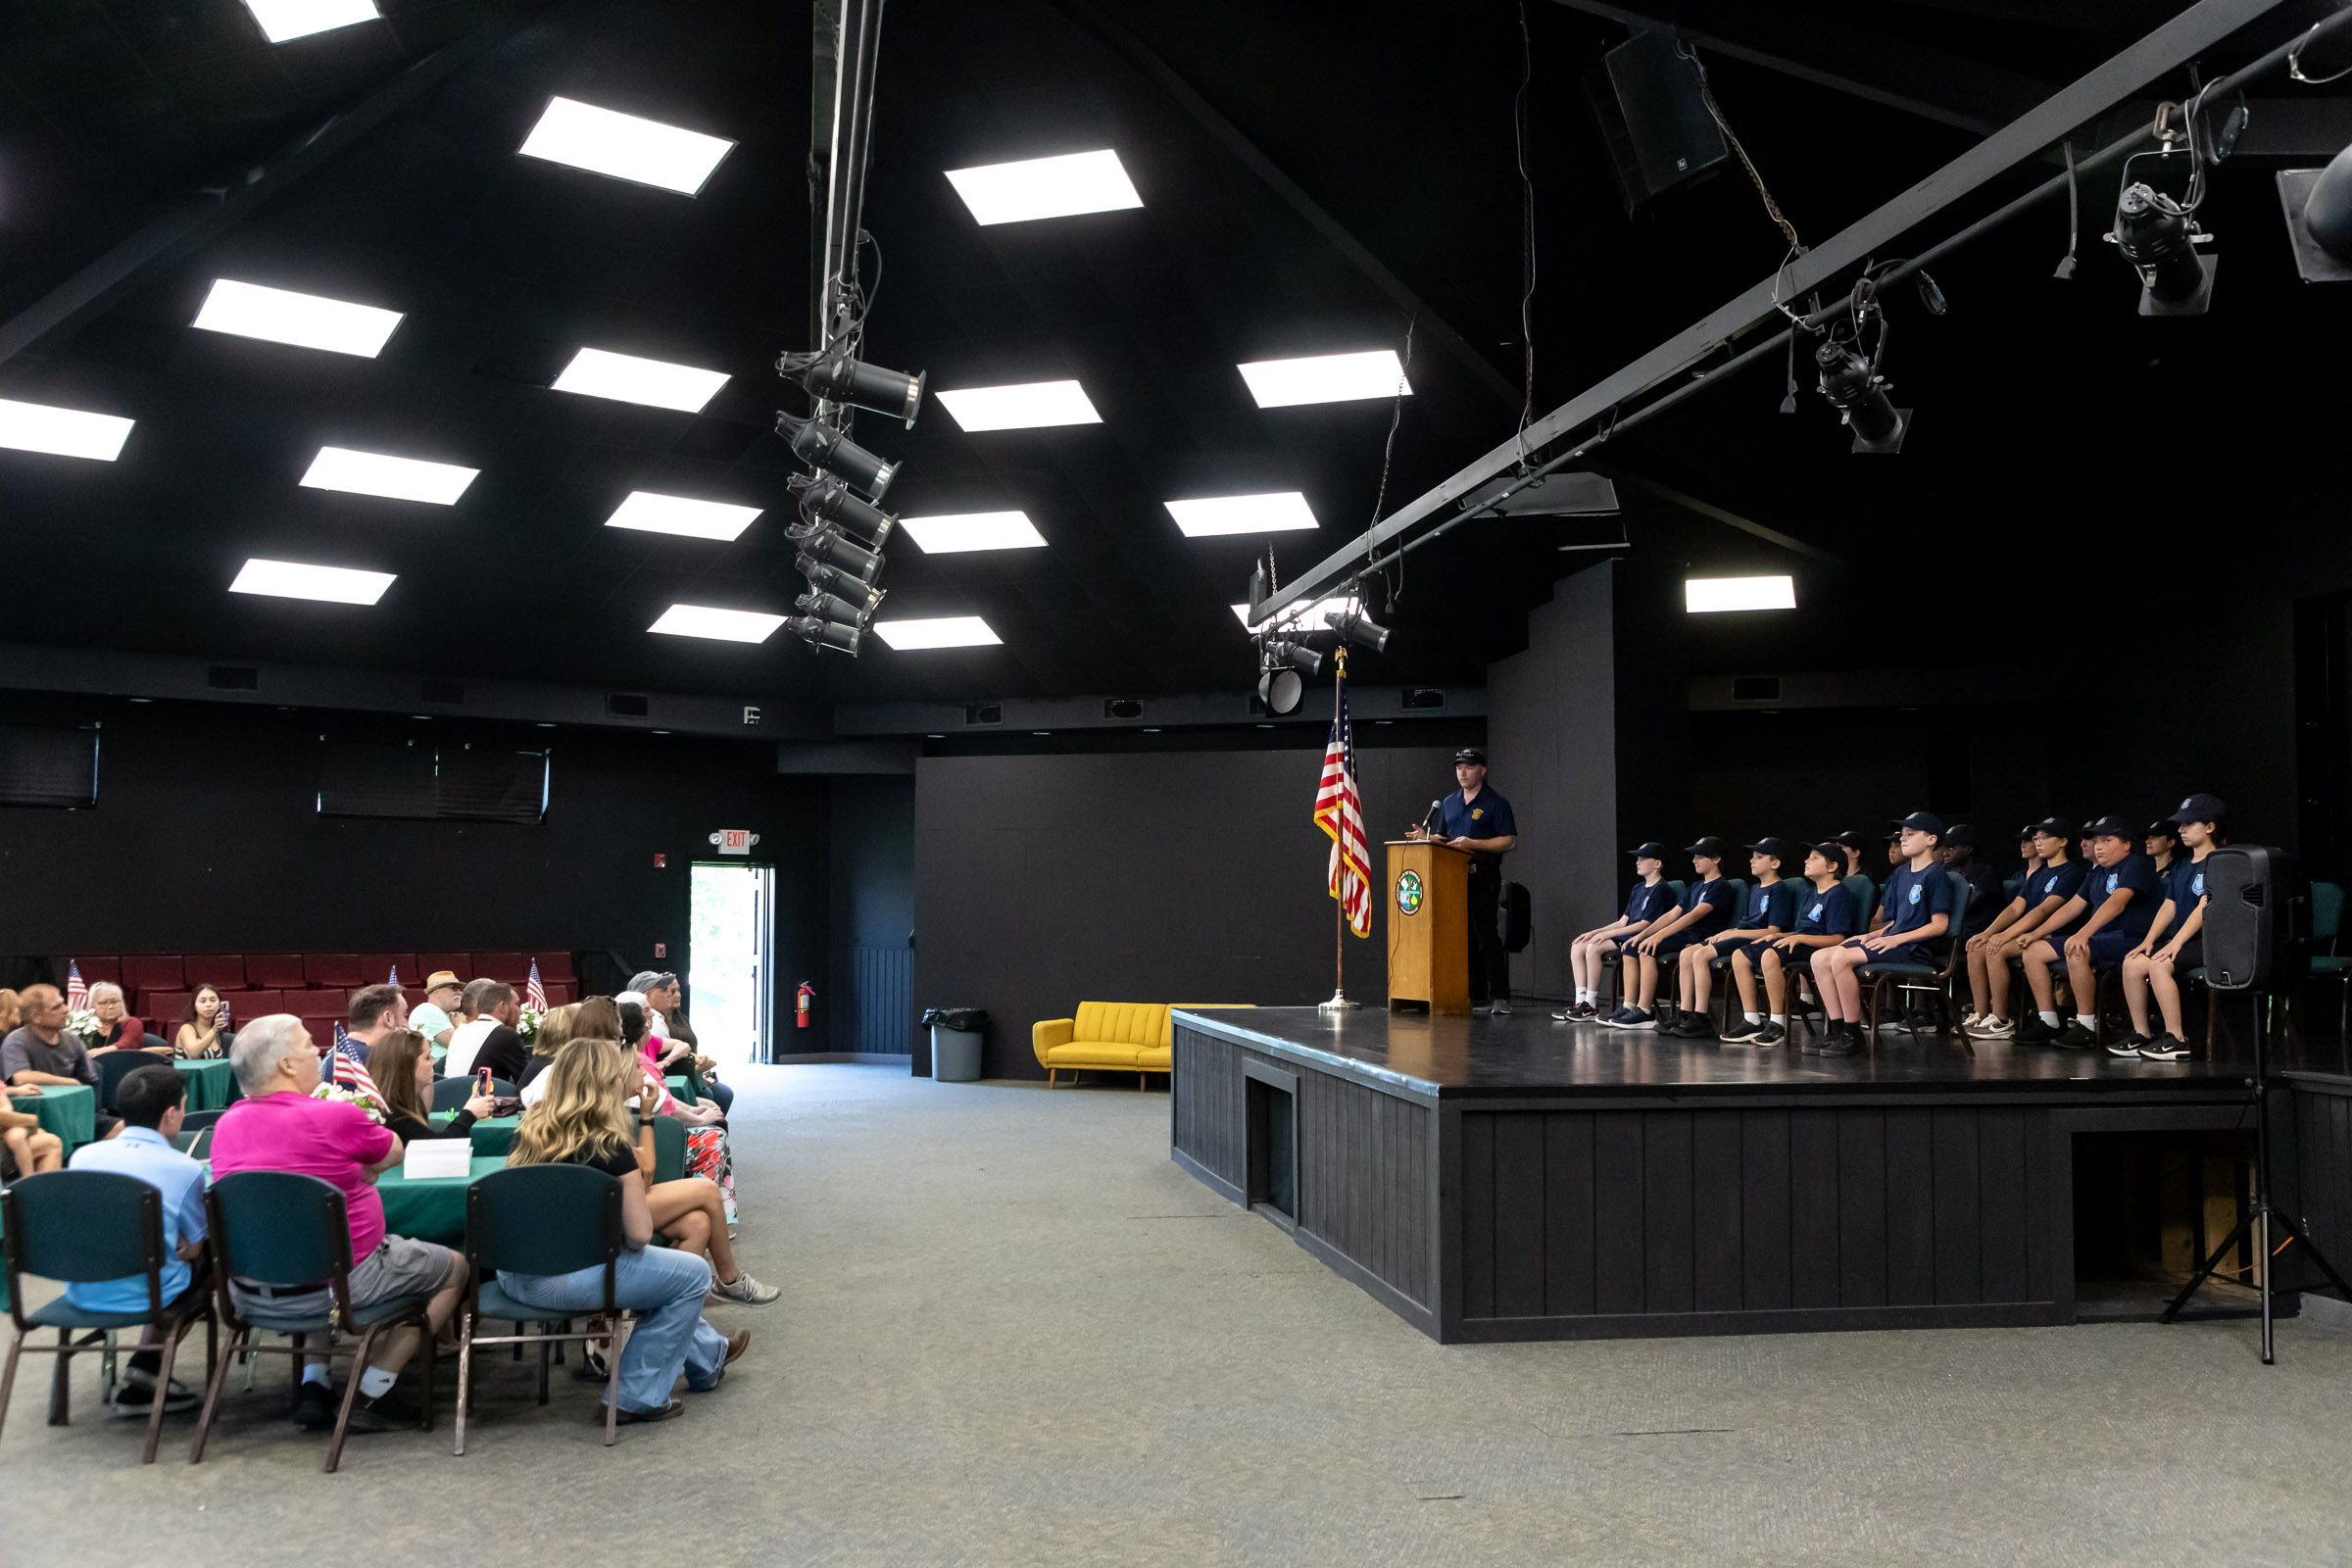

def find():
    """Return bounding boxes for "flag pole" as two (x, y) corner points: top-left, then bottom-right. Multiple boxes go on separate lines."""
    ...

(1320, 646), (1361, 1012)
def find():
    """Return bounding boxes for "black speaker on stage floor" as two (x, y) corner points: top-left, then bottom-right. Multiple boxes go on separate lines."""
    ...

(2202, 846), (2310, 992)
(1592, 30), (1728, 209)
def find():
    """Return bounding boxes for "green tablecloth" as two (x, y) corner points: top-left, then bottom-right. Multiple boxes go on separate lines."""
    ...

(27, 1083), (97, 1151)
(431, 1111), (521, 1157)
(173, 1057), (236, 1111)
(376, 1153), (505, 1246)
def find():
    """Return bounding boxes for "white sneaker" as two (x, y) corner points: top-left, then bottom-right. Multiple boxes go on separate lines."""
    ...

(1968, 1015), (2015, 1038)
(710, 1270), (781, 1306)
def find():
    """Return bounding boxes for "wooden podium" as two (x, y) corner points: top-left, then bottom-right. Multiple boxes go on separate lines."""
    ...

(1386, 839), (1471, 1012)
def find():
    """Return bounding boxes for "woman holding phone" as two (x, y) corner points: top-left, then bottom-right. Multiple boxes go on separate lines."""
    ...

(175, 985), (232, 1058)
(369, 1029), (494, 1144)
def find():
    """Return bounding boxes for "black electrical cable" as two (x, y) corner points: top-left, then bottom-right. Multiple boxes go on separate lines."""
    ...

(1513, 1), (1539, 448)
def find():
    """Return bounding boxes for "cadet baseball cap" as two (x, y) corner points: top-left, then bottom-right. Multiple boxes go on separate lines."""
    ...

(1629, 841), (1668, 860)
(1833, 830), (1871, 855)
(2168, 792), (2227, 824)
(1895, 810), (1945, 836)
(1944, 824), (1979, 849)
(1743, 836), (1796, 865)
(1685, 835), (1730, 859)
(1452, 747), (1487, 765)
(2144, 817), (2182, 842)
(2084, 813), (2136, 840)
(2031, 816), (2076, 842)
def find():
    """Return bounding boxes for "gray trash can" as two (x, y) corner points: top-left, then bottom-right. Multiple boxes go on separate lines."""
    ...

(930, 1027), (983, 1082)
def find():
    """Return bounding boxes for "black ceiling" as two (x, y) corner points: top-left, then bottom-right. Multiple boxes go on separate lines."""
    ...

(4, 0), (2349, 710)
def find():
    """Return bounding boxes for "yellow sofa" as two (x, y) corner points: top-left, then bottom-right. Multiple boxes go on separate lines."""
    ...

(1032, 1003), (1252, 1088)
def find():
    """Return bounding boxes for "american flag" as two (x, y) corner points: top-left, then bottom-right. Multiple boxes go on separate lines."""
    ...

(1313, 663), (1373, 938)
(332, 1036), (380, 1100)
(524, 959), (547, 1011)
(65, 960), (88, 1011)
(388, 964), (401, 988)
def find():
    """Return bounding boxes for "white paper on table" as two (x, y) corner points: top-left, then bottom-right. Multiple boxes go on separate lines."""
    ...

(402, 1139), (472, 1180)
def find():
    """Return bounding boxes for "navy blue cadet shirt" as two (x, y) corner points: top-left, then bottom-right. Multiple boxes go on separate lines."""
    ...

(2082, 853), (2163, 941)
(2166, 855), (2210, 920)
(1622, 880), (1675, 926)
(2026, 859), (2088, 927)
(1679, 876), (1738, 937)
(1879, 859), (1956, 940)
(1738, 879), (1798, 932)
(1437, 787), (1517, 869)
(1794, 882), (1857, 937)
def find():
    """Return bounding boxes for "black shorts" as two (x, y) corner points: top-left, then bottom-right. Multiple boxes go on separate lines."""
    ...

(1652, 927), (1719, 958)
(2172, 937), (2203, 971)
(1716, 940), (1776, 966)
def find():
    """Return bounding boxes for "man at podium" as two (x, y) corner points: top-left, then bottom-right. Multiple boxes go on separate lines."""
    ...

(1406, 747), (1519, 1013)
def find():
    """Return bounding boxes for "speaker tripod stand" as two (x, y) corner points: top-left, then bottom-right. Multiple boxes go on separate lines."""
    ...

(2161, 997), (2351, 1363)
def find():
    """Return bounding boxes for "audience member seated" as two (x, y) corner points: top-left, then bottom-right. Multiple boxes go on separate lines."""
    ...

(211, 1015), (467, 1434)
(629, 969), (732, 1113)
(1940, 826), (2005, 937)
(174, 984), (233, 1059)
(3, 983), (124, 1141)
(1813, 813), (1954, 1055)
(1, 1078), (65, 1180)
(2019, 814), (2161, 1050)
(618, 997), (735, 1220)
(497, 1038), (754, 1425)
(406, 970), (466, 1058)
(1962, 818), (2082, 1039)
(65, 1064), (210, 1416)
(445, 980), (528, 1084)
(87, 981), (169, 1055)
(369, 1028), (493, 1144)
(2118, 794), (2228, 1062)
(343, 983), (408, 1058)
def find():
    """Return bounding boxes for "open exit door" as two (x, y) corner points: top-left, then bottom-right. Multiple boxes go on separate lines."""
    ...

(689, 861), (774, 1064)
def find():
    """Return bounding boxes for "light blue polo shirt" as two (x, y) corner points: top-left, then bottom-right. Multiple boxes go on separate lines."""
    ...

(64, 1126), (208, 1313)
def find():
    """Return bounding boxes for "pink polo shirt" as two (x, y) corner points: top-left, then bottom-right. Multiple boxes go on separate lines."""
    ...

(210, 1092), (398, 1259)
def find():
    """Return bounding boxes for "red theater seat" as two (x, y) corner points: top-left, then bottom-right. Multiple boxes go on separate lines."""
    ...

(122, 956), (184, 994)
(222, 990), (280, 1021)
(300, 1004), (344, 1039)
(247, 955), (305, 990)
(305, 955), (363, 988)
(417, 953), (471, 981)
(545, 981), (576, 1005)
(473, 952), (528, 984)
(184, 956), (244, 987)
(72, 956), (122, 987)
(149, 992), (193, 1027)
(360, 954), (417, 987)
(534, 953), (577, 983)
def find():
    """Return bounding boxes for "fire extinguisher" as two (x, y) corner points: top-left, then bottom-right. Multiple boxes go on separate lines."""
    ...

(796, 981), (813, 1029)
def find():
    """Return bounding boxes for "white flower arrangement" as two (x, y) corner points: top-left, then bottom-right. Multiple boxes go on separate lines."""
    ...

(67, 1007), (101, 1043)
(516, 1005), (546, 1040)
(310, 1080), (387, 1124)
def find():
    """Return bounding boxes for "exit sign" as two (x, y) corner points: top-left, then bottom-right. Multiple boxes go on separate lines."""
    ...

(710, 828), (759, 856)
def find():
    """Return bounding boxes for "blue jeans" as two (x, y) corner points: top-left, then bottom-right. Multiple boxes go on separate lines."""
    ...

(701, 1076), (734, 1113)
(498, 1247), (725, 1413)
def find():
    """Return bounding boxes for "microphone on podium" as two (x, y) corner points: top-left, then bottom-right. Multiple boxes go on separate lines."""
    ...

(1420, 799), (1444, 836)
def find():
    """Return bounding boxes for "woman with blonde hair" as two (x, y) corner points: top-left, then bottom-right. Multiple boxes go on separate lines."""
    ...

(495, 1039), (756, 1424)
(516, 1002), (581, 1095)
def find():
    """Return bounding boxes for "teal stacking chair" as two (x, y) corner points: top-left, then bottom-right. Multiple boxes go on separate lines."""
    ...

(1, 1170), (218, 1464)
(2300, 880), (2347, 1053)
(1859, 869), (1974, 1044)
(190, 1171), (439, 1472)
(431, 1076), (514, 1110)
(453, 1164), (629, 1453)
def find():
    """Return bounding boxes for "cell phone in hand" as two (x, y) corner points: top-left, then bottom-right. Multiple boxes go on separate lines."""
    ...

(476, 1067), (492, 1096)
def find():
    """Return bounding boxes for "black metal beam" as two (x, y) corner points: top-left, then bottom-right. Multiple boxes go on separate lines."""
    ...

(1256, 0), (2300, 627)
(0, 5), (552, 368)
(1547, 0), (2053, 136)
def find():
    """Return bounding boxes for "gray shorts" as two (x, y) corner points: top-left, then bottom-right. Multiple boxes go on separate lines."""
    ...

(229, 1234), (456, 1319)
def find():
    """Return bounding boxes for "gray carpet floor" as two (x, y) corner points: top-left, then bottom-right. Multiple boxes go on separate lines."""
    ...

(4, 1063), (2350, 1566)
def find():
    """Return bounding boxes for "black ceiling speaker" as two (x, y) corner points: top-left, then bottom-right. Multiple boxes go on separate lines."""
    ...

(1591, 31), (1728, 210)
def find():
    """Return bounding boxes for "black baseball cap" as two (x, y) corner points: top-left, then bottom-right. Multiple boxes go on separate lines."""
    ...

(1833, 830), (1870, 855)
(2016, 824), (2039, 842)
(1800, 840), (1840, 864)
(1629, 841), (1668, 860)
(2168, 792), (2226, 825)
(2031, 816), (2075, 842)
(2144, 817), (2182, 842)
(2084, 813), (2136, 840)
(1895, 810), (1946, 837)
(1944, 824), (1979, 849)
(1685, 835), (1730, 859)
(1743, 836), (1795, 865)
(1452, 747), (1486, 765)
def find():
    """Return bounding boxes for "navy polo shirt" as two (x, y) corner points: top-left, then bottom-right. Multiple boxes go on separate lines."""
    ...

(1881, 859), (1955, 939)
(1622, 879), (1674, 926)
(1741, 879), (1797, 931)
(1680, 875), (1737, 937)
(2168, 854), (2211, 917)
(2026, 858), (2086, 915)
(1794, 882), (1857, 937)
(1438, 786), (1517, 869)
(2082, 853), (2163, 941)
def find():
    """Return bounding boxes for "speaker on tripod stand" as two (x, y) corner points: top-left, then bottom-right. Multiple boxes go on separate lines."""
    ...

(2166, 847), (2347, 1362)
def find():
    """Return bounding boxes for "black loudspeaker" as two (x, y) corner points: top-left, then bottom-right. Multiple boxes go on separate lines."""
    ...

(2202, 847), (2310, 992)
(1500, 881), (1532, 954)
(1596, 30), (1728, 207)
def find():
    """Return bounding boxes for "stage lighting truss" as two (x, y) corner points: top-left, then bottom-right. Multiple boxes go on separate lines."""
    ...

(790, 472), (896, 549)
(2105, 105), (2230, 315)
(776, 345), (926, 428)
(1808, 268), (1909, 454)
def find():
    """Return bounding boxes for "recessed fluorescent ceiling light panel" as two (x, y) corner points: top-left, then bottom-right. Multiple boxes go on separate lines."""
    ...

(873, 616), (1003, 650)
(648, 604), (784, 642)
(518, 97), (735, 195)
(934, 380), (1100, 432)
(0, 399), (133, 462)
(299, 447), (476, 505)
(1237, 350), (1412, 408)
(191, 279), (403, 357)
(1685, 574), (1796, 613)
(553, 348), (729, 413)
(898, 512), (1047, 553)
(229, 559), (394, 605)
(1164, 492), (1318, 538)
(244, 0), (378, 44)
(944, 149), (1141, 225)
(605, 491), (760, 541)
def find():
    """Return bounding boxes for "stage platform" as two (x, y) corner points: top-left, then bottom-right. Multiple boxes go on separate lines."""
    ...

(1168, 1006), (2326, 1344)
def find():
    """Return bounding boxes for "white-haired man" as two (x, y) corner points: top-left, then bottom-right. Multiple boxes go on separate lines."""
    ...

(209, 1015), (466, 1433)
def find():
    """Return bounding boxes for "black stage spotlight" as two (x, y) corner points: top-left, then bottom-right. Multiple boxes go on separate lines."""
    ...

(785, 615), (863, 655)
(2278, 141), (2352, 283)
(776, 348), (926, 427)
(1325, 605), (1392, 656)
(2113, 182), (2215, 315)
(796, 587), (878, 628)
(800, 524), (885, 585)
(1256, 637), (1323, 715)
(790, 473), (895, 548)
(1814, 337), (1908, 454)
(773, 411), (900, 500)
(796, 550), (886, 613)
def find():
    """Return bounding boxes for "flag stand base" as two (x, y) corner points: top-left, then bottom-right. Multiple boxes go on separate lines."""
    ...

(1318, 990), (1362, 1011)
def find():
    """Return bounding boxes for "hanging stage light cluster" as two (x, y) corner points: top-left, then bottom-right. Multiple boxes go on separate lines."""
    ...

(1244, 560), (1392, 715)
(1802, 264), (1913, 455)
(774, 348), (924, 657)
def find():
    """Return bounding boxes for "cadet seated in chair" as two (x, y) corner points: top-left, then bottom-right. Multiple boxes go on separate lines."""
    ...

(1668, 839), (1796, 1041)
(1814, 812), (1954, 1056)
(2019, 814), (2163, 1050)
(2116, 794), (2227, 1062)
(1963, 818), (2082, 1039)
(1728, 842), (1858, 1049)
(1556, 843), (1677, 1021)
(1605, 836), (1736, 1033)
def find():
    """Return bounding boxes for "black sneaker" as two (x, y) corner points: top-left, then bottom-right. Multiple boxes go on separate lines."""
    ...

(1719, 1018), (1765, 1043)
(291, 1382), (335, 1431)
(1752, 1021), (1787, 1047)
(2106, 1032), (2153, 1057)
(1571, 1002), (1598, 1019)
(1816, 1024), (1861, 1057)
(1672, 1014), (1716, 1039)
(1886, 1013), (1917, 1035)
(340, 1389), (424, 1434)
(2050, 1020), (2098, 1052)
(2139, 1033), (2191, 1060)
(1550, 1004), (1577, 1021)
(2014, 1013), (2055, 1045)
(112, 1375), (199, 1417)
